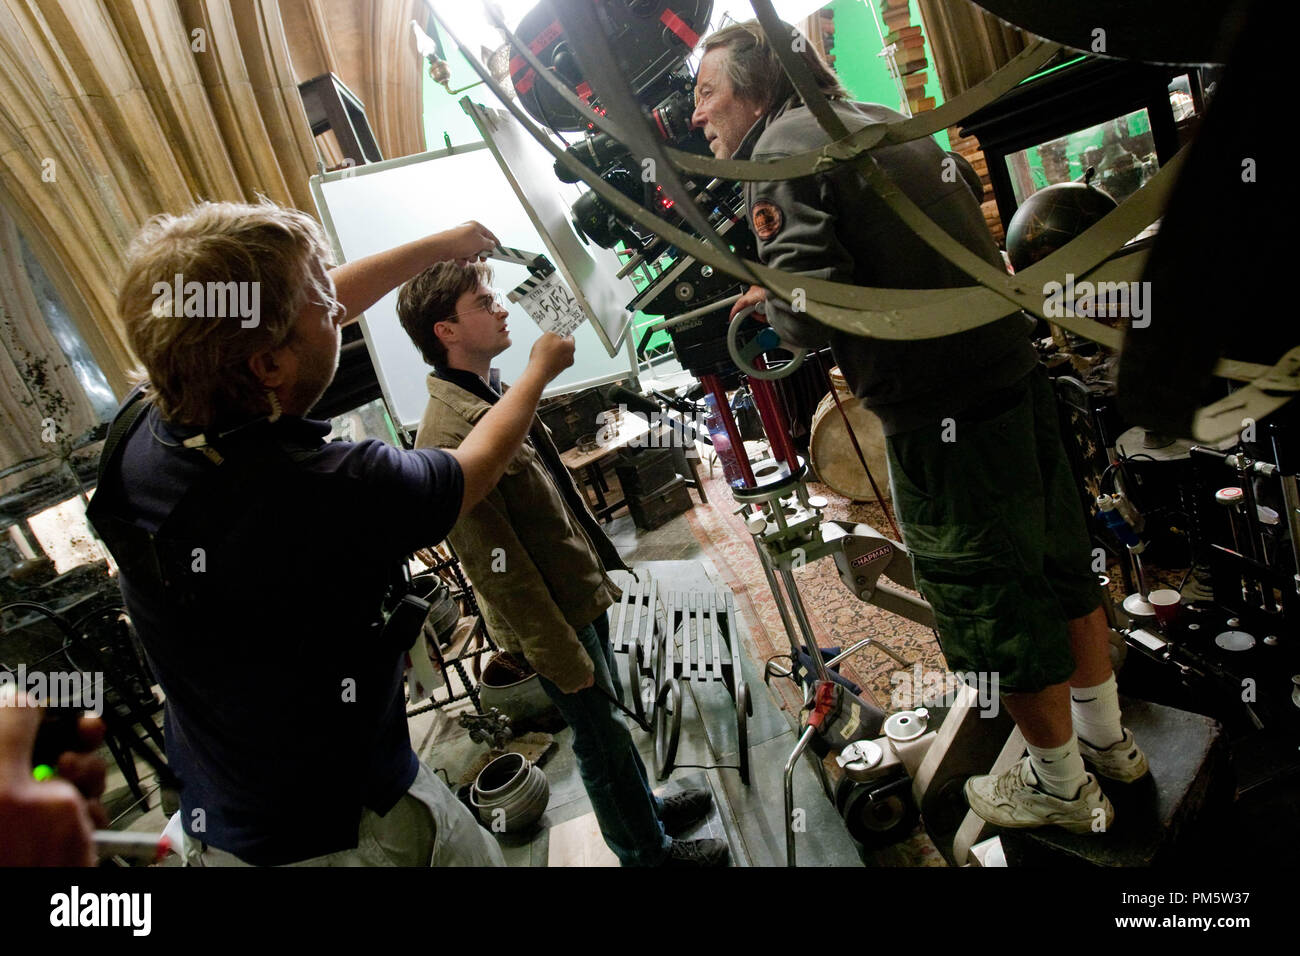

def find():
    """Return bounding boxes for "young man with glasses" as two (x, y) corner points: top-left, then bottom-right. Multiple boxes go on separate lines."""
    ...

(397, 262), (728, 867)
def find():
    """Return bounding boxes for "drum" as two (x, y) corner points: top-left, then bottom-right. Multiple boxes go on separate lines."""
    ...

(809, 368), (892, 502)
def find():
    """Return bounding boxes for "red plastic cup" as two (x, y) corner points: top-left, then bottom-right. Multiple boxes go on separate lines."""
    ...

(1148, 589), (1181, 628)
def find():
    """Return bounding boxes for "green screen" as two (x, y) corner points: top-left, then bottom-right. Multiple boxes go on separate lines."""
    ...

(828, 0), (950, 151)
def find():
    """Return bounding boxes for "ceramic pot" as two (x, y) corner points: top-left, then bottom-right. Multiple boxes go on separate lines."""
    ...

(470, 752), (549, 832)
(477, 653), (560, 724)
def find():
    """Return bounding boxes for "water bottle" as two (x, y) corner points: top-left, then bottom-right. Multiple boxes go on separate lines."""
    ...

(1096, 494), (1145, 552)
(703, 393), (748, 487)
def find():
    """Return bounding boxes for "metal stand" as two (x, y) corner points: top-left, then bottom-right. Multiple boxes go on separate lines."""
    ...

(784, 724), (819, 866)
(735, 457), (919, 679)
(726, 455), (940, 865)
(405, 548), (497, 716)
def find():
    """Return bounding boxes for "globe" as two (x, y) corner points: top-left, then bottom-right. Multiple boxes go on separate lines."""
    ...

(1005, 181), (1118, 272)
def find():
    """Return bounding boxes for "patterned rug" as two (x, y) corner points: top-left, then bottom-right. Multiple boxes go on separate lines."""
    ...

(682, 471), (952, 866)
(682, 472), (948, 722)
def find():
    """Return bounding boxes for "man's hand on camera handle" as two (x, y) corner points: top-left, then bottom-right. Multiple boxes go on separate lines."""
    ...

(730, 285), (769, 323)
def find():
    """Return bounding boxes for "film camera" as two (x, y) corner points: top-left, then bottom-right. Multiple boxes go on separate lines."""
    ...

(509, 0), (754, 376)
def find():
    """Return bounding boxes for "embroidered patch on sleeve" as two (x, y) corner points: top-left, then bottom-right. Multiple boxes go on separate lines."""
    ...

(751, 200), (783, 241)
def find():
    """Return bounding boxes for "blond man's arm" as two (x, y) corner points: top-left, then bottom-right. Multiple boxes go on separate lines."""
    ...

(329, 221), (499, 322)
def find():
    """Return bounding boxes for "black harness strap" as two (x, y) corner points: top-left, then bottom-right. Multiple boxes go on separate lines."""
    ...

(88, 392), (425, 654)
(95, 387), (152, 487)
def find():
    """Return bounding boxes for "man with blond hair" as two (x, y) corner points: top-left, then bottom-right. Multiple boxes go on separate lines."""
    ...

(88, 201), (576, 866)
(695, 20), (1147, 835)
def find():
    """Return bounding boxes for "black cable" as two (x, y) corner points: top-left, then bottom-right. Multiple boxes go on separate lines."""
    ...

(666, 763), (741, 772)
(536, 72), (571, 148)
(594, 684), (651, 732)
(107, 782), (164, 829)
(1099, 462), (1119, 493)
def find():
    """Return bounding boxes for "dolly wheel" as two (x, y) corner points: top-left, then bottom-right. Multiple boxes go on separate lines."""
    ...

(654, 678), (682, 780)
(842, 776), (920, 849)
(736, 681), (751, 785)
(627, 637), (647, 727)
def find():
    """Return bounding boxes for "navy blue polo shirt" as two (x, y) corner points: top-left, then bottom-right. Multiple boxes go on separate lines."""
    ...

(96, 400), (462, 865)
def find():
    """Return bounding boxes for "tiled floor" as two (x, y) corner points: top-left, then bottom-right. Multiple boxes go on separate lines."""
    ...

(101, 496), (867, 867)
(398, 545), (863, 867)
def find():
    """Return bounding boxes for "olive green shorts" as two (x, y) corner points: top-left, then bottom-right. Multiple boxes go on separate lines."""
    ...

(885, 367), (1101, 693)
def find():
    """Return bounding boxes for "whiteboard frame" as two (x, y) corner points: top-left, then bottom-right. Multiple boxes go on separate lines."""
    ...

(309, 142), (639, 439)
(463, 99), (635, 356)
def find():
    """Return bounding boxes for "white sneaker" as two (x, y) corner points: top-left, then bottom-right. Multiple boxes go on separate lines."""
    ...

(964, 757), (1115, 834)
(1078, 728), (1150, 783)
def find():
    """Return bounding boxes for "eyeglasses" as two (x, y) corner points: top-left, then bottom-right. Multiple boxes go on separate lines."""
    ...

(444, 289), (507, 321)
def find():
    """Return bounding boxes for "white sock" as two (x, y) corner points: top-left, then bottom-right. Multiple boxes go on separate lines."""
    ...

(1026, 737), (1088, 800)
(1070, 674), (1124, 748)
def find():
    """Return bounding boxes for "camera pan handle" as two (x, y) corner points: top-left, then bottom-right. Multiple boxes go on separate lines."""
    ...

(727, 304), (807, 381)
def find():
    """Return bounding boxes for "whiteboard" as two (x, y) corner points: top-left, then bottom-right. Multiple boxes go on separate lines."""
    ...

(310, 142), (637, 432)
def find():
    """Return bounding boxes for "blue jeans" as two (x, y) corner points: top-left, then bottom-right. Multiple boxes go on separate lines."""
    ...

(536, 612), (670, 866)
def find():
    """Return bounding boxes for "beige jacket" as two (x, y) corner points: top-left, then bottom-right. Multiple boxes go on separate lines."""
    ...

(415, 372), (622, 691)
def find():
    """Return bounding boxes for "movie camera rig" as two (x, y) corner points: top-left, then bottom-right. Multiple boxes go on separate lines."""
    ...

(428, 0), (1300, 863)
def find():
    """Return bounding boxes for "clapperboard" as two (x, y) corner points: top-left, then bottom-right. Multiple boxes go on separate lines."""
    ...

(487, 244), (587, 337)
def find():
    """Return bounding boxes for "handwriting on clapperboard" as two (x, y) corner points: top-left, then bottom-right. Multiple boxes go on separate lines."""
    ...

(520, 273), (584, 336)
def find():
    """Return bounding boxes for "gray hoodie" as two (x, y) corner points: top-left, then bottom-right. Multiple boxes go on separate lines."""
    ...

(739, 98), (1037, 436)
